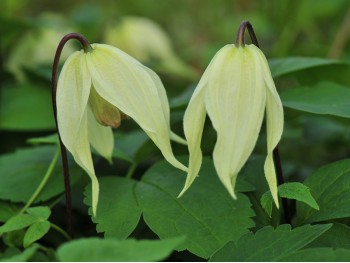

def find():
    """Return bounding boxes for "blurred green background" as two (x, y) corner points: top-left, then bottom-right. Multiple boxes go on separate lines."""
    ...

(1, 0), (350, 179)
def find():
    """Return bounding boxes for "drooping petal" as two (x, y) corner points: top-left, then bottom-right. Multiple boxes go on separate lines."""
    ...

(56, 50), (91, 153)
(205, 44), (266, 198)
(56, 50), (99, 216)
(86, 44), (187, 172)
(253, 45), (284, 208)
(87, 107), (114, 164)
(141, 65), (187, 146)
(72, 108), (99, 216)
(178, 59), (213, 196)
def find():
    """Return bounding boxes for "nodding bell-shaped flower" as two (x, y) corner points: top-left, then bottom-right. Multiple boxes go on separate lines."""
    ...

(180, 44), (283, 208)
(57, 43), (188, 215)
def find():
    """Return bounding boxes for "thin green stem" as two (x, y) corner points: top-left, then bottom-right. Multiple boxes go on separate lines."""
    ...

(126, 163), (138, 178)
(50, 223), (71, 240)
(18, 148), (60, 215)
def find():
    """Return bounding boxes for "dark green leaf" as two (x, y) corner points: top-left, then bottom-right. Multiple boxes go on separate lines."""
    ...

(0, 244), (39, 262)
(261, 182), (319, 217)
(135, 157), (255, 259)
(281, 82), (350, 117)
(23, 221), (50, 248)
(307, 223), (350, 249)
(280, 248), (350, 261)
(296, 159), (350, 225)
(269, 57), (345, 78)
(0, 146), (82, 203)
(112, 131), (149, 163)
(210, 224), (332, 261)
(0, 201), (21, 223)
(84, 177), (141, 239)
(0, 215), (37, 233)
(0, 84), (55, 131)
(56, 237), (185, 262)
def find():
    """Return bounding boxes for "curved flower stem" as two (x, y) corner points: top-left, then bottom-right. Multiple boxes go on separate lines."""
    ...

(18, 147), (60, 215)
(51, 33), (92, 238)
(236, 20), (290, 224)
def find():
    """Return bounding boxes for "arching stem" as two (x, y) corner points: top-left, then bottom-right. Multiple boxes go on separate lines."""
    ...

(236, 21), (290, 224)
(51, 33), (92, 237)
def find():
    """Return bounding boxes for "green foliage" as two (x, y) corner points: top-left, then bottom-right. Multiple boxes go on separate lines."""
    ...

(210, 224), (332, 261)
(0, 84), (55, 131)
(0, 146), (82, 203)
(260, 182), (319, 217)
(296, 159), (350, 225)
(2, 0), (350, 260)
(281, 82), (350, 117)
(135, 157), (255, 259)
(56, 237), (185, 262)
(84, 177), (141, 239)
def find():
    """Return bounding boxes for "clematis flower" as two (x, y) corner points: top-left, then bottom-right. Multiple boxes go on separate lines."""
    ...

(180, 44), (283, 207)
(57, 43), (188, 215)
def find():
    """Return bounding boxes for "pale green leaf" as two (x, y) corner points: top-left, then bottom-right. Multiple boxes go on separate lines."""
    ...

(260, 182), (319, 217)
(23, 221), (50, 248)
(26, 207), (51, 221)
(0, 215), (37, 233)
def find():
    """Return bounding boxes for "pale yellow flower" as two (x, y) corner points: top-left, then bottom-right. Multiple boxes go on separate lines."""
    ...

(180, 44), (283, 207)
(57, 44), (187, 215)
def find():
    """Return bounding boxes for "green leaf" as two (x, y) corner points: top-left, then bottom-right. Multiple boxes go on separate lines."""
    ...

(135, 157), (255, 259)
(0, 214), (37, 233)
(0, 201), (21, 223)
(296, 159), (350, 225)
(0, 146), (82, 203)
(307, 223), (350, 249)
(26, 207), (51, 221)
(112, 131), (149, 163)
(260, 182), (319, 217)
(56, 237), (185, 262)
(210, 224), (332, 261)
(84, 177), (141, 239)
(0, 244), (39, 262)
(281, 82), (350, 117)
(27, 134), (58, 145)
(269, 57), (343, 78)
(0, 84), (55, 131)
(280, 248), (350, 261)
(23, 221), (50, 248)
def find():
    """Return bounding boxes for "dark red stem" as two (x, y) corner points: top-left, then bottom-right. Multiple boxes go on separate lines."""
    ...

(51, 33), (92, 238)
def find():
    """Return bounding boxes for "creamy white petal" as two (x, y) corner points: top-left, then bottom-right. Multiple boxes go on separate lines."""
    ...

(56, 50), (99, 216)
(141, 66), (187, 146)
(179, 53), (218, 196)
(86, 44), (187, 172)
(56, 50), (91, 155)
(71, 108), (99, 216)
(205, 44), (266, 198)
(87, 107), (114, 164)
(252, 46), (283, 208)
